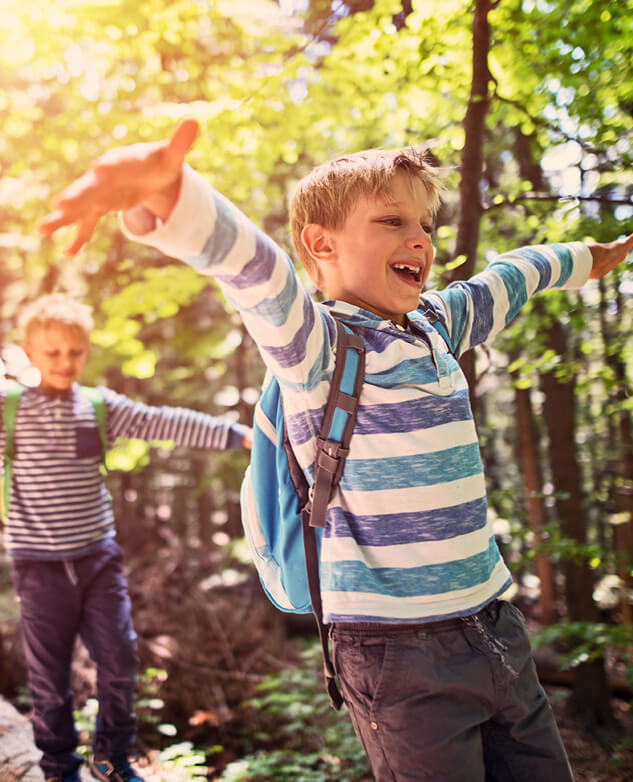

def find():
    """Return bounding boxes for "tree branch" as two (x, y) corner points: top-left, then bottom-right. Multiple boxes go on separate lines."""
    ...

(484, 192), (633, 212)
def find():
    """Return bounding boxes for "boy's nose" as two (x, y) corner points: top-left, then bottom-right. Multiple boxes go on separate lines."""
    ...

(406, 228), (432, 252)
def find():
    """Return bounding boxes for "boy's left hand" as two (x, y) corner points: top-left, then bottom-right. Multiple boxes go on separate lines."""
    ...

(587, 233), (633, 279)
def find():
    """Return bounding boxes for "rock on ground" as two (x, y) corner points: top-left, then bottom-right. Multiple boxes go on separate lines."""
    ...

(0, 698), (93, 782)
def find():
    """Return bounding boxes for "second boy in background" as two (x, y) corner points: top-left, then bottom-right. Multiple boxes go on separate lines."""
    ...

(39, 118), (633, 781)
(1, 292), (250, 782)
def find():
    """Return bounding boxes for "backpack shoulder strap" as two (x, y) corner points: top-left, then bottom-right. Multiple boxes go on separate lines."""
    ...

(419, 298), (455, 357)
(2, 385), (25, 521)
(301, 319), (365, 710)
(308, 320), (365, 525)
(79, 386), (108, 465)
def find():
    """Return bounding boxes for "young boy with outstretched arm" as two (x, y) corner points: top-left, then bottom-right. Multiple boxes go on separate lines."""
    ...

(0, 292), (250, 782)
(40, 119), (633, 781)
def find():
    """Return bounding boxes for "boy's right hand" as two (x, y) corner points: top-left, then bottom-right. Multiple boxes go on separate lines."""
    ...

(38, 117), (200, 256)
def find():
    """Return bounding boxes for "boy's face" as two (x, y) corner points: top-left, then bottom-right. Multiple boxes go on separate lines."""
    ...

(23, 324), (89, 393)
(314, 171), (435, 325)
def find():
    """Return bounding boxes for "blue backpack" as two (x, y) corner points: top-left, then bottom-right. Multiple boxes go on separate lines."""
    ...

(240, 306), (453, 708)
(240, 319), (365, 709)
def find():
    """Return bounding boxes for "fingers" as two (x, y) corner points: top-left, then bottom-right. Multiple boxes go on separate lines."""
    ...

(64, 215), (100, 257)
(588, 233), (633, 279)
(167, 117), (200, 164)
(38, 209), (70, 237)
(38, 170), (102, 239)
(610, 233), (633, 265)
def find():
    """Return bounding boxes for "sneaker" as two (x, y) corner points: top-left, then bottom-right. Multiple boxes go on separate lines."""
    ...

(89, 754), (144, 782)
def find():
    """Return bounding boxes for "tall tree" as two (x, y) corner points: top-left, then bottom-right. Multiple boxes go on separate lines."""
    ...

(539, 300), (616, 727)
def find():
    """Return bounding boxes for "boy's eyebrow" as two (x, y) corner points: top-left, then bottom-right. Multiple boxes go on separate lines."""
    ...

(375, 198), (433, 222)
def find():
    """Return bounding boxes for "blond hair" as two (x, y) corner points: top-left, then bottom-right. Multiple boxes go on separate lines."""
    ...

(289, 146), (446, 276)
(19, 293), (94, 342)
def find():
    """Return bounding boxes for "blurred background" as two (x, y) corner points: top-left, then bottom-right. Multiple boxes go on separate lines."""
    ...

(1, 0), (632, 779)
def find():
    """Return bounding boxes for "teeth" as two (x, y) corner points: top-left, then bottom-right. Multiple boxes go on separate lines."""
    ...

(392, 263), (421, 280)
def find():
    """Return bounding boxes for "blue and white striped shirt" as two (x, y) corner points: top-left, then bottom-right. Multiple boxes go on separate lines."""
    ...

(0, 383), (246, 560)
(122, 166), (593, 623)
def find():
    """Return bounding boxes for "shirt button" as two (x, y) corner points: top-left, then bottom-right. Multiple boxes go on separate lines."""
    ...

(370, 721), (378, 730)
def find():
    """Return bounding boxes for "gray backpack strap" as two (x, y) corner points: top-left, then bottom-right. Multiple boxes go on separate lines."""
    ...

(301, 319), (365, 710)
(419, 298), (455, 356)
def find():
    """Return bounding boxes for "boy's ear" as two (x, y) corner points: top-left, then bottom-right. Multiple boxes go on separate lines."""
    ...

(301, 224), (337, 264)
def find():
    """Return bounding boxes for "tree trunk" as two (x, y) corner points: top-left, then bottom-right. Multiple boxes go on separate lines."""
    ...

(598, 276), (633, 624)
(510, 351), (557, 625)
(509, 130), (557, 624)
(450, 0), (494, 400)
(539, 301), (615, 726)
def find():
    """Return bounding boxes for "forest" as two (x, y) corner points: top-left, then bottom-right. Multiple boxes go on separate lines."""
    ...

(0, 0), (632, 779)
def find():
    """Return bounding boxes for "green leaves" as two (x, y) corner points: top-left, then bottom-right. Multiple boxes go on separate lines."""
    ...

(222, 643), (369, 781)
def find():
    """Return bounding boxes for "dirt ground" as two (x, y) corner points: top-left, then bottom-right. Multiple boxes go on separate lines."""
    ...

(548, 688), (633, 782)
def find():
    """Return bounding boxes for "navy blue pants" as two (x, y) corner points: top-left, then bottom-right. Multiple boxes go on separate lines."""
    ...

(12, 539), (138, 778)
(331, 600), (574, 782)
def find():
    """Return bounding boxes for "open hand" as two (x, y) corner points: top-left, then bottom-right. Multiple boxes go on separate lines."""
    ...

(38, 117), (200, 256)
(587, 233), (633, 279)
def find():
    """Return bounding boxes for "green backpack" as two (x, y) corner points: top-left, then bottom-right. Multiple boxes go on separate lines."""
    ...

(1, 385), (108, 522)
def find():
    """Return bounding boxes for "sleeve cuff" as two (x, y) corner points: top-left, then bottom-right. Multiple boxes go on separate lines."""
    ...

(227, 423), (250, 449)
(560, 242), (593, 289)
(119, 164), (217, 258)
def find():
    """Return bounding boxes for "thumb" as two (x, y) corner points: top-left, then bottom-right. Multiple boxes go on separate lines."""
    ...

(166, 117), (200, 165)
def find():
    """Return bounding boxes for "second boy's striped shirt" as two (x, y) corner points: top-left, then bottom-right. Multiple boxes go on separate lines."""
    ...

(0, 384), (246, 560)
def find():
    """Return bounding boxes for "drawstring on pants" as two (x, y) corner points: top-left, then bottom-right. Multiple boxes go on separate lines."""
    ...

(462, 613), (519, 679)
(63, 560), (78, 586)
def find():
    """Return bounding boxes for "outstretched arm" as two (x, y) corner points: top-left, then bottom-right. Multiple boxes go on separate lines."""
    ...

(587, 234), (633, 278)
(427, 232), (633, 358)
(101, 385), (250, 451)
(38, 118), (200, 255)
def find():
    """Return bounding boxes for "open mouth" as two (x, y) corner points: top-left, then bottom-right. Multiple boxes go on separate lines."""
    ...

(391, 262), (422, 285)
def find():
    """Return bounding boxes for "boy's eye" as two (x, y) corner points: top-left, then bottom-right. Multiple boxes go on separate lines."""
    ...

(422, 224), (434, 235)
(381, 217), (401, 226)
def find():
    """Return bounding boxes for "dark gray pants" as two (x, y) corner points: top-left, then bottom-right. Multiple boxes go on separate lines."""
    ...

(12, 539), (138, 778)
(331, 600), (573, 782)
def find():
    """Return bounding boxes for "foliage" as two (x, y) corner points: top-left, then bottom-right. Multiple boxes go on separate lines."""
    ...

(533, 620), (633, 673)
(158, 741), (209, 782)
(72, 667), (212, 779)
(73, 666), (169, 755)
(219, 643), (370, 782)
